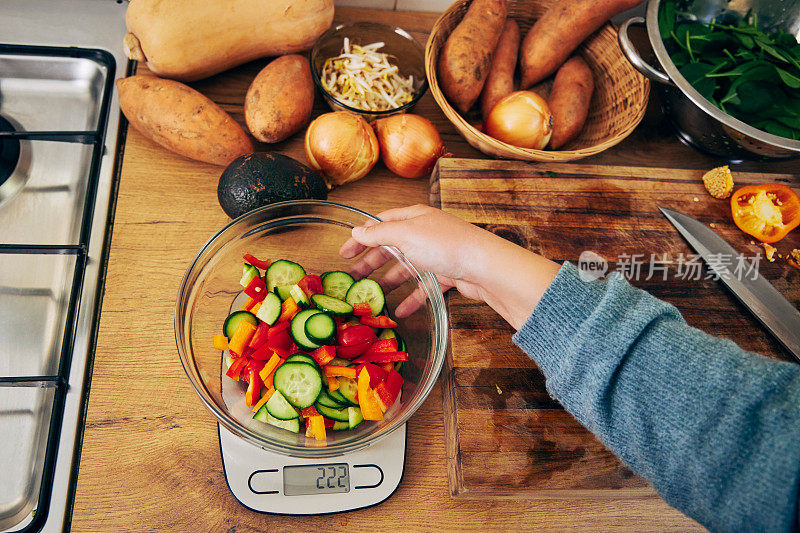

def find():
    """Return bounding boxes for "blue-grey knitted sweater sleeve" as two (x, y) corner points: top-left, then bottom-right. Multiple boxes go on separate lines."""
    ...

(512, 262), (800, 532)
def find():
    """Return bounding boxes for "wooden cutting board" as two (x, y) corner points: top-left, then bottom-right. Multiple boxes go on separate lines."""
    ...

(430, 158), (800, 499)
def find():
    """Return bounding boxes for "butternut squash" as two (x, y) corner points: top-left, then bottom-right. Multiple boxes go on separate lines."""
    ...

(124, 0), (334, 81)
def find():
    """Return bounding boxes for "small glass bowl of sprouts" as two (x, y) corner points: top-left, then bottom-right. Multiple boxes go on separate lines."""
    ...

(310, 21), (428, 121)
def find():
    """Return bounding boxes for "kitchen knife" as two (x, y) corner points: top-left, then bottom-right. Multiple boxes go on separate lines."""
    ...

(659, 206), (800, 362)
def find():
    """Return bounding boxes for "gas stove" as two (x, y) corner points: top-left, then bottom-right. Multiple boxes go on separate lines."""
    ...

(0, 2), (128, 531)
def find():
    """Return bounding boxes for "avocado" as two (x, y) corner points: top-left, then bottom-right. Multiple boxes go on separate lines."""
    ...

(217, 152), (327, 218)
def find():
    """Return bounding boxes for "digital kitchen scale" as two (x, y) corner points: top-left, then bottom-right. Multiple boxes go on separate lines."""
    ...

(218, 422), (406, 514)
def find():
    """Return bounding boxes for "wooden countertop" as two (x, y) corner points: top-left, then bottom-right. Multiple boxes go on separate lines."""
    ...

(70, 6), (797, 531)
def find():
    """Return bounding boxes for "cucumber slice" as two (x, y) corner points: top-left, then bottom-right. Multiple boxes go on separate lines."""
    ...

(285, 353), (319, 367)
(328, 388), (352, 406)
(321, 271), (355, 300)
(266, 259), (305, 292)
(315, 403), (350, 422)
(274, 284), (293, 301)
(316, 390), (349, 409)
(240, 263), (260, 287)
(348, 406), (364, 429)
(254, 406), (301, 433)
(304, 312), (335, 344)
(328, 357), (354, 367)
(290, 309), (322, 351)
(255, 292), (282, 325)
(337, 377), (359, 406)
(331, 420), (350, 431)
(345, 278), (385, 316)
(378, 328), (397, 340)
(265, 390), (300, 420)
(311, 294), (354, 317)
(222, 310), (258, 338)
(289, 284), (310, 308)
(273, 362), (323, 408)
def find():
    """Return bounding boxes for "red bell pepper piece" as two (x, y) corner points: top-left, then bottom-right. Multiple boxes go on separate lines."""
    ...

(363, 338), (397, 357)
(271, 319), (291, 332)
(375, 368), (404, 412)
(244, 360), (265, 405)
(338, 325), (377, 346)
(385, 368), (403, 391)
(323, 417), (336, 428)
(360, 315), (398, 329)
(250, 344), (273, 361)
(352, 302), (373, 316)
(335, 342), (372, 359)
(352, 351), (409, 364)
(311, 345), (336, 366)
(267, 323), (292, 353)
(336, 320), (354, 338)
(243, 275), (268, 302)
(301, 405), (321, 418)
(380, 362), (394, 373)
(249, 322), (270, 350)
(298, 274), (324, 296)
(225, 356), (250, 381)
(355, 363), (386, 388)
(243, 253), (271, 270)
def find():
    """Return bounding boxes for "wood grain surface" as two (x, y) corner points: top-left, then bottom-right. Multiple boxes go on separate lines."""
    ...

(430, 158), (799, 500)
(70, 6), (799, 532)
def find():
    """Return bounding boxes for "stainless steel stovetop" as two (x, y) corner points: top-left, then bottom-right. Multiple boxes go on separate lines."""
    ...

(0, 2), (128, 531)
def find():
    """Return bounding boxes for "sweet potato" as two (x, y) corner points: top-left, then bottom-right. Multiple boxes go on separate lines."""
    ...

(519, 0), (640, 88)
(437, 0), (507, 114)
(117, 75), (254, 166)
(124, 0), (334, 81)
(547, 56), (594, 149)
(480, 18), (520, 122)
(245, 55), (314, 143)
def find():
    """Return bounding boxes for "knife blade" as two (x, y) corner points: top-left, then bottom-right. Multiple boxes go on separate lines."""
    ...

(659, 206), (800, 362)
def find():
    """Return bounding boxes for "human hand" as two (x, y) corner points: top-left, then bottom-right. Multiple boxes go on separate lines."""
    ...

(340, 204), (560, 330)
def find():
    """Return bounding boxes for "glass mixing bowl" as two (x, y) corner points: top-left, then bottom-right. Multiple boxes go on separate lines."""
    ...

(175, 200), (447, 458)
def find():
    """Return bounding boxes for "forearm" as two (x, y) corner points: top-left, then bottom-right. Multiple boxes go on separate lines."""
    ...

(513, 263), (800, 532)
(463, 231), (560, 330)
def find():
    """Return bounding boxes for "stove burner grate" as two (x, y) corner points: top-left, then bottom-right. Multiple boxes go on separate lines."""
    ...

(0, 115), (21, 187)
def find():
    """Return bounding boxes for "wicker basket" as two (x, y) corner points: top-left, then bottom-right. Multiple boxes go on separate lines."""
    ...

(425, 0), (650, 162)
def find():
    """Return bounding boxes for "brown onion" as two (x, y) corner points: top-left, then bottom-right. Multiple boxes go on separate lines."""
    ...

(373, 114), (447, 178)
(304, 111), (379, 187)
(484, 91), (552, 150)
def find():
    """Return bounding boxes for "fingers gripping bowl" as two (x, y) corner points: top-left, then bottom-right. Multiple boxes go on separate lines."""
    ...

(175, 201), (447, 457)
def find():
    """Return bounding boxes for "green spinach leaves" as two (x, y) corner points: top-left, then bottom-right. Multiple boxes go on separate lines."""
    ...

(660, 0), (800, 140)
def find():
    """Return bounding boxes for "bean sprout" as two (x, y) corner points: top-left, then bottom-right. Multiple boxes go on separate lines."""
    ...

(321, 38), (416, 112)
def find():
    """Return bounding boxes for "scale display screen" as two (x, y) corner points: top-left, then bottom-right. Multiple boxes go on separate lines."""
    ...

(283, 463), (350, 496)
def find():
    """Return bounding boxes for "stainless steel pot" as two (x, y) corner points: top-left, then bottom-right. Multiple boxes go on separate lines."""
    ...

(619, 0), (800, 161)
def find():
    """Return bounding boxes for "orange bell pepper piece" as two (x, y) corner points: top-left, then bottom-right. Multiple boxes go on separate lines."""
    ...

(278, 297), (299, 322)
(240, 296), (255, 311)
(730, 183), (800, 243)
(305, 415), (326, 441)
(358, 367), (383, 421)
(259, 353), (283, 388)
(251, 387), (276, 413)
(213, 335), (229, 351)
(324, 365), (357, 379)
(327, 376), (340, 391)
(228, 320), (257, 356)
